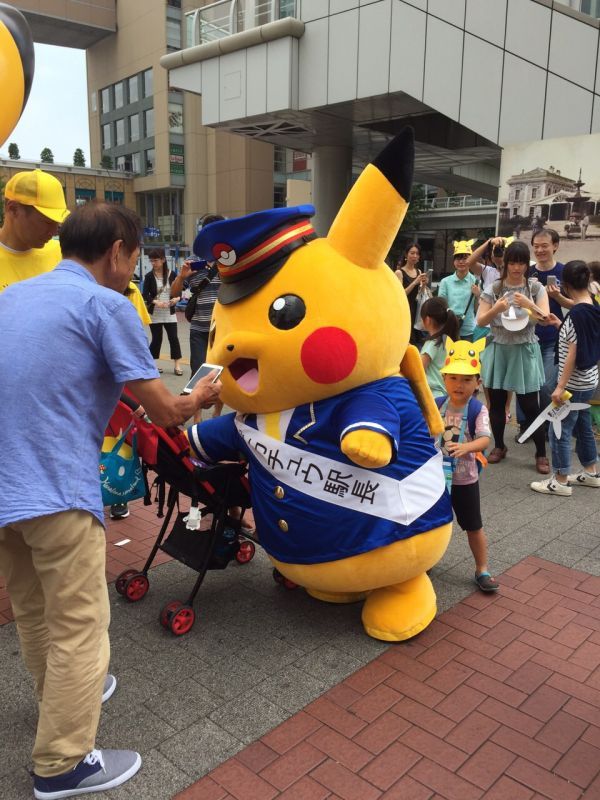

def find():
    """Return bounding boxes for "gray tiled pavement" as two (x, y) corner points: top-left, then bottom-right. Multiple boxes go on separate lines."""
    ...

(1, 323), (599, 798)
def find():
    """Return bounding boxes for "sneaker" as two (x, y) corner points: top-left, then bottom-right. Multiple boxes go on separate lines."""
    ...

(530, 476), (572, 496)
(33, 749), (141, 799)
(101, 674), (116, 704)
(109, 503), (129, 520)
(567, 471), (600, 488)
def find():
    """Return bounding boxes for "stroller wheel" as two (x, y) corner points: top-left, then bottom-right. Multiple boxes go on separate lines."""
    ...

(124, 573), (149, 602)
(235, 540), (255, 564)
(115, 569), (138, 596)
(169, 605), (195, 636)
(159, 600), (183, 629)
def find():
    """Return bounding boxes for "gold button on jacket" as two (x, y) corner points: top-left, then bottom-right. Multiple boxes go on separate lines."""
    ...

(278, 519), (289, 532)
(274, 486), (285, 499)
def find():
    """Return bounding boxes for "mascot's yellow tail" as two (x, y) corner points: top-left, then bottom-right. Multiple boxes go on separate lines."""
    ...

(401, 345), (445, 436)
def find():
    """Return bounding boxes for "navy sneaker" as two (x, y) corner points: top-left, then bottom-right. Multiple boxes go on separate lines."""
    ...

(34, 749), (141, 799)
(109, 503), (129, 520)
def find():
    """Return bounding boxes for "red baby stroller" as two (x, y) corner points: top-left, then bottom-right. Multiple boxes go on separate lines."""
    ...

(106, 400), (257, 636)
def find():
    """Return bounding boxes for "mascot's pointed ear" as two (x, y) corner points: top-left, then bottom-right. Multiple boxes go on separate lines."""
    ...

(0, 3), (35, 147)
(327, 127), (414, 269)
(444, 337), (456, 353)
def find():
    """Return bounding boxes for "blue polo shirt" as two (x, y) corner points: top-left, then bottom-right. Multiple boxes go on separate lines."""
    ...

(438, 271), (477, 337)
(0, 261), (159, 527)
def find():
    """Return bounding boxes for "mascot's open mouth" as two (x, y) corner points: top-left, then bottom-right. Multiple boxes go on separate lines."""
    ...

(229, 358), (259, 393)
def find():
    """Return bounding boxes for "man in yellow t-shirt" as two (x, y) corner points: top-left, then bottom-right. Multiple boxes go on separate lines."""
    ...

(0, 169), (67, 292)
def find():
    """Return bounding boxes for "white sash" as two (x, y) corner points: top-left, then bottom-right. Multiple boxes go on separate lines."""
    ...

(234, 419), (445, 526)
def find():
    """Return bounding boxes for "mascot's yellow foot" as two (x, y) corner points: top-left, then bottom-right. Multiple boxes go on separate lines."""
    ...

(362, 572), (436, 642)
(306, 588), (368, 604)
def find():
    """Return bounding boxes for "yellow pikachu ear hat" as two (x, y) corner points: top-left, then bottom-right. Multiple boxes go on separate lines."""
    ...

(440, 337), (486, 375)
(452, 239), (476, 257)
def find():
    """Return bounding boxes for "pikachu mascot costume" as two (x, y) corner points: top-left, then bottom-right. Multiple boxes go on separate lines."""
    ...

(187, 129), (453, 641)
(0, 3), (34, 147)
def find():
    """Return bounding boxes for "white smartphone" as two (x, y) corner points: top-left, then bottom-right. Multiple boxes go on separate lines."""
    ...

(546, 275), (558, 287)
(181, 362), (223, 395)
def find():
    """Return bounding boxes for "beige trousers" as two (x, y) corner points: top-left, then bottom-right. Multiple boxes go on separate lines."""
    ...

(0, 510), (110, 777)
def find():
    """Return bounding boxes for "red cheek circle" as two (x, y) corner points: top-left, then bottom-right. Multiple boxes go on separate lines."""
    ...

(301, 327), (357, 384)
(471, 359), (478, 367)
(445, 357), (451, 365)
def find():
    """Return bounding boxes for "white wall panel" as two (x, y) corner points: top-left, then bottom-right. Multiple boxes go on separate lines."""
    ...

(544, 74), (593, 139)
(300, 0), (330, 22)
(298, 18), (329, 109)
(201, 59), (220, 124)
(460, 34), (503, 143)
(427, 0), (465, 29)
(220, 51), (246, 122)
(505, 0), (550, 70)
(389, 0), (425, 99)
(328, 9), (359, 103)
(246, 46), (267, 117)
(465, 0), (506, 48)
(424, 16), (463, 121)
(168, 63), (203, 95)
(592, 97), (600, 134)
(498, 54), (545, 145)
(357, 0), (391, 98)
(401, 0), (426, 10)
(549, 11), (598, 92)
(267, 38), (294, 112)
(330, 0), (358, 11)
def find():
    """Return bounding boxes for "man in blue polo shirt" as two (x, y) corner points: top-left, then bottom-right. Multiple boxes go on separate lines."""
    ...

(438, 239), (480, 340)
(0, 203), (221, 799)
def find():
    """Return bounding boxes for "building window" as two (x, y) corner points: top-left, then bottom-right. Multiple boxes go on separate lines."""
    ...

(91, 91), (97, 113)
(114, 82), (124, 109)
(143, 69), (153, 98)
(514, 189), (520, 200)
(167, 0), (181, 6)
(128, 75), (139, 104)
(115, 118), (125, 146)
(274, 146), (286, 172)
(274, 184), (286, 207)
(130, 114), (140, 142)
(101, 87), (111, 113)
(102, 123), (111, 150)
(531, 188), (538, 199)
(144, 108), (155, 137)
(168, 103), (183, 134)
(132, 152), (141, 174)
(116, 156), (126, 171)
(167, 19), (182, 50)
(145, 148), (155, 174)
(105, 190), (124, 204)
(75, 188), (96, 205)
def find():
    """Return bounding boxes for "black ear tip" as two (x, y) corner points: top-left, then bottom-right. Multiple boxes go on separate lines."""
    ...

(372, 127), (415, 202)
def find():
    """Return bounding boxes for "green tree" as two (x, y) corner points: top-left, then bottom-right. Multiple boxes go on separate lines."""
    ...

(73, 148), (86, 167)
(8, 142), (20, 160)
(100, 154), (113, 169)
(40, 148), (54, 164)
(387, 183), (427, 265)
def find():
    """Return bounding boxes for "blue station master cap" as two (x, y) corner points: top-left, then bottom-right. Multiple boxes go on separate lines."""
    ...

(193, 204), (316, 304)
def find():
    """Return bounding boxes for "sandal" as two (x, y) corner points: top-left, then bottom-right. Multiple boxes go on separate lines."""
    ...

(475, 572), (499, 592)
(174, 368), (183, 376)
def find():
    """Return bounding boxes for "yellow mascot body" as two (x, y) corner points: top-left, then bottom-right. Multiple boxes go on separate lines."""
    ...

(187, 129), (453, 641)
(0, 3), (34, 147)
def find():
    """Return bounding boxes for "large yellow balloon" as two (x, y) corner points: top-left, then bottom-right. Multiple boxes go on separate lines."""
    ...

(0, 3), (34, 147)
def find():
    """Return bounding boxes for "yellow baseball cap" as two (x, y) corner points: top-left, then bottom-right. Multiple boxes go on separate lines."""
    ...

(4, 169), (69, 223)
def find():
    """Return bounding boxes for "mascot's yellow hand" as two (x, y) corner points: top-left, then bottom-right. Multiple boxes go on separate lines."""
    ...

(341, 429), (392, 469)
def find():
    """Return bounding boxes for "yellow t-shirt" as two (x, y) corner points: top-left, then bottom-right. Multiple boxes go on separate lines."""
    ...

(0, 237), (150, 326)
(0, 238), (62, 293)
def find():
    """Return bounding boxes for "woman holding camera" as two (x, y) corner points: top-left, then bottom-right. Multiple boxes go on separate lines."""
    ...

(476, 241), (550, 473)
(142, 248), (183, 375)
(395, 242), (428, 345)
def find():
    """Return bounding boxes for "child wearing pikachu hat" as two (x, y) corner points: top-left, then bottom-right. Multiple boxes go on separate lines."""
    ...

(436, 338), (499, 592)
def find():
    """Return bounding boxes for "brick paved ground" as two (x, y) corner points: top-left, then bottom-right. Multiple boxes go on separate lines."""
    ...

(174, 557), (600, 800)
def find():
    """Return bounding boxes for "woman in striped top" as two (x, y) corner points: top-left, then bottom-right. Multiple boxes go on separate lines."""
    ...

(531, 261), (600, 496)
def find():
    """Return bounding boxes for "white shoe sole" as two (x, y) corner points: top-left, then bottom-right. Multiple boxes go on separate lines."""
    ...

(101, 676), (116, 704)
(34, 754), (141, 799)
(530, 483), (571, 497)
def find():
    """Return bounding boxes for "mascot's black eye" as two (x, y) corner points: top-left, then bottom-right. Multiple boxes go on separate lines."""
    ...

(448, 349), (455, 356)
(468, 349), (475, 357)
(268, 295), (306, 330)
